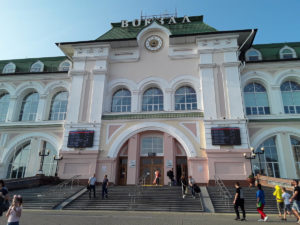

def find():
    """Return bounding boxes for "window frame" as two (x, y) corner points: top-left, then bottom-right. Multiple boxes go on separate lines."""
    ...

(142, 87), (164, 112)
(280, 80), (300, 114)
(49, 91), (69, 120)
(174, 86), (197, 111)
(30, 61), (44, 73)
(279, 46), (297, 59)
(2, 62), (16, 74)
(111, 88), (131, 113)
(243, 82), (270, 115)
(245, 48), (262, 61)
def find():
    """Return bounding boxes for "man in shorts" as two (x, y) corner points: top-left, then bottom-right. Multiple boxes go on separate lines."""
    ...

(290, 179), (300, 223)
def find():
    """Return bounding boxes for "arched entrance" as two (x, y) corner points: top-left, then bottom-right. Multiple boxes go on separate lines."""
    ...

(116, 130), (188, 185)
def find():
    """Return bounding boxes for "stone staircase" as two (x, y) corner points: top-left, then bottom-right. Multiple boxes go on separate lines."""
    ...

(64, 185), (204, 212)
(10, 185), (84, 209)
(207, 186), (288, 214)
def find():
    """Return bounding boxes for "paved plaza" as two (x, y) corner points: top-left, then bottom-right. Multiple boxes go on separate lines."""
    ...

(0, 210), (298, 225)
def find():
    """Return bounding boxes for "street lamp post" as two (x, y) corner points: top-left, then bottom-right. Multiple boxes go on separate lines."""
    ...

(243, 147), (256, 175)
(38, 149), (50, 175)
(256, 147), (265, 175)
(53, 155), (63, 177)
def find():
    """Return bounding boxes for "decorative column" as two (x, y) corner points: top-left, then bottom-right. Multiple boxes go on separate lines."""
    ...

(6, 95), (18, 122)
(164, 88), (173, 111)
(127, 134), (139, 184)
(131, 90), (140, 112)
(270, 85), (284, 114)
(36, 94), (47, 121)
(163, 133), (174, 185)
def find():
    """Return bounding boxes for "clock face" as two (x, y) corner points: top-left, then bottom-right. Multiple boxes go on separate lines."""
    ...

(145, 35), (163, 52)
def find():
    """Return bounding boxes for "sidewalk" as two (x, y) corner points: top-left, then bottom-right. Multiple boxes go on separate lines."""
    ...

(0, 210), (297, 225)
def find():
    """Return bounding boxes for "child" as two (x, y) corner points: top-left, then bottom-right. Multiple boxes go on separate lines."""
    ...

(282, 187), (292, 221)
(6, 195), (22, 225)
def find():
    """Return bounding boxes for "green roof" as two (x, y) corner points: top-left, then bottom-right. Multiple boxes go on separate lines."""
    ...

(0, 56), (68, 74)
(96, 15), (217, 41)
(252, 42), (300, 61)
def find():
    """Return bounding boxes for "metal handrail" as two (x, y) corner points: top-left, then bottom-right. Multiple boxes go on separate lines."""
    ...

(214, 175), (232, 207)
(41, 175), (81, 197)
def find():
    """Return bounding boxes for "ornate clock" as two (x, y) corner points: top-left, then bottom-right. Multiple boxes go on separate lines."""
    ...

(145, 35), (163, 52)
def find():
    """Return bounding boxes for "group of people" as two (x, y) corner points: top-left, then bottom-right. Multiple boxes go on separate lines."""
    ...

(233, 179), (300, 223)
(0, 180), (23, 225)
(87, 174), (109, 200)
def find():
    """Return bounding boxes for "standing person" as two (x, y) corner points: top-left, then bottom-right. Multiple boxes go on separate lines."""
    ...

(282, 187), (292, 221)
(6, 195), (22, 225)
(0, 180), (9, 216)
(188, 176), (196, 199)
(233, 182), (246, 221)
(167, 168), (175, 186)
(153, 169), (160, 186)
(180, 175), (188, 199)
(273, 185), (284, 219)
(102, 175), (109, 200)
(88, 174), (97, 199)
(289, 179), (300, 223)
(256, 184), (268, 222)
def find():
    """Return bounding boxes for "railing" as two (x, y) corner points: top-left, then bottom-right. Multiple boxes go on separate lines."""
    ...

(40, 175), (81, 197)
(128, 174), (149, 210)
(214, 175), (232, 207)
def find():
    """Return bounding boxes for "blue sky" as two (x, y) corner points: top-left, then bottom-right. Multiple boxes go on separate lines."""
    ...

(0, 0), (299, 60)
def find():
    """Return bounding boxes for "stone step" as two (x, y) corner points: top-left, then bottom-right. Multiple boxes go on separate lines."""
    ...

(65, 186), (204, 212)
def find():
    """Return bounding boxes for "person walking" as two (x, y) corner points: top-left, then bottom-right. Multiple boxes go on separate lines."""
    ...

(0, 180), (9, 216)
(180, 175), (188, 199)
(167, 168), (175, 186)
(289, 179), (300, 223)
(188, 176), (196, 199)
(6, 195), (22, 225)
(153, 169), (160, 186)
(88, 174), (97, 199)
(256, 184), (268, 222)
(233, 182), (246, 221)
(273, 185), (284, 219)
(281, 187), (292, 221)
(102, 175), (109, 200)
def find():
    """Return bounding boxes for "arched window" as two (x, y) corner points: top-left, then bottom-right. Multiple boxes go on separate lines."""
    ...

(59, 60), (71, 71)
(6, 141), (57, 178)
(111, 88), (131, 112)
(246, 49), (261, 61)
(7, 142), (31, 178)
(280, 81), (300, 114)
(175, 86), (197, 110)
(142, 87), (163, 111)
(49, 91), (68, 120)
(2, 63), (16, 74)
(244, 82), (270, 115)
(291, 137), (300, 178)
(0, 93), (10, 122)
(19, 92), (39, 121)
(280, 46), (296, 59)
(251, 137), (280, 178)
(141, 136), (163, 155)
(30, 61), (44, 73)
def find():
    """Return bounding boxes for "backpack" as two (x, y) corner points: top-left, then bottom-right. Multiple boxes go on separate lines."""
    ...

(194, 185), (201, 193)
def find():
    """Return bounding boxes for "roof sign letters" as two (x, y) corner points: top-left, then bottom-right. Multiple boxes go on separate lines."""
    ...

(121, 15), (191, 28)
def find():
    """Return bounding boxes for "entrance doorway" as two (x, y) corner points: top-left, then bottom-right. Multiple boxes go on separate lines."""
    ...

(118, 157), (127, 185)
(140, 157), (164, 185)
(176, 157), (188, 185)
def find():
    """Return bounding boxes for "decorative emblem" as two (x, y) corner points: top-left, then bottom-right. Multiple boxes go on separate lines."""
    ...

(145, 35), (163, 52)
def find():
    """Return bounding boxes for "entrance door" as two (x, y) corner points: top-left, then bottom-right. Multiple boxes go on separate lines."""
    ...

(176, 157), (188, 185)
(140, 157), (164, 185)
(118, 157), (127, 185)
